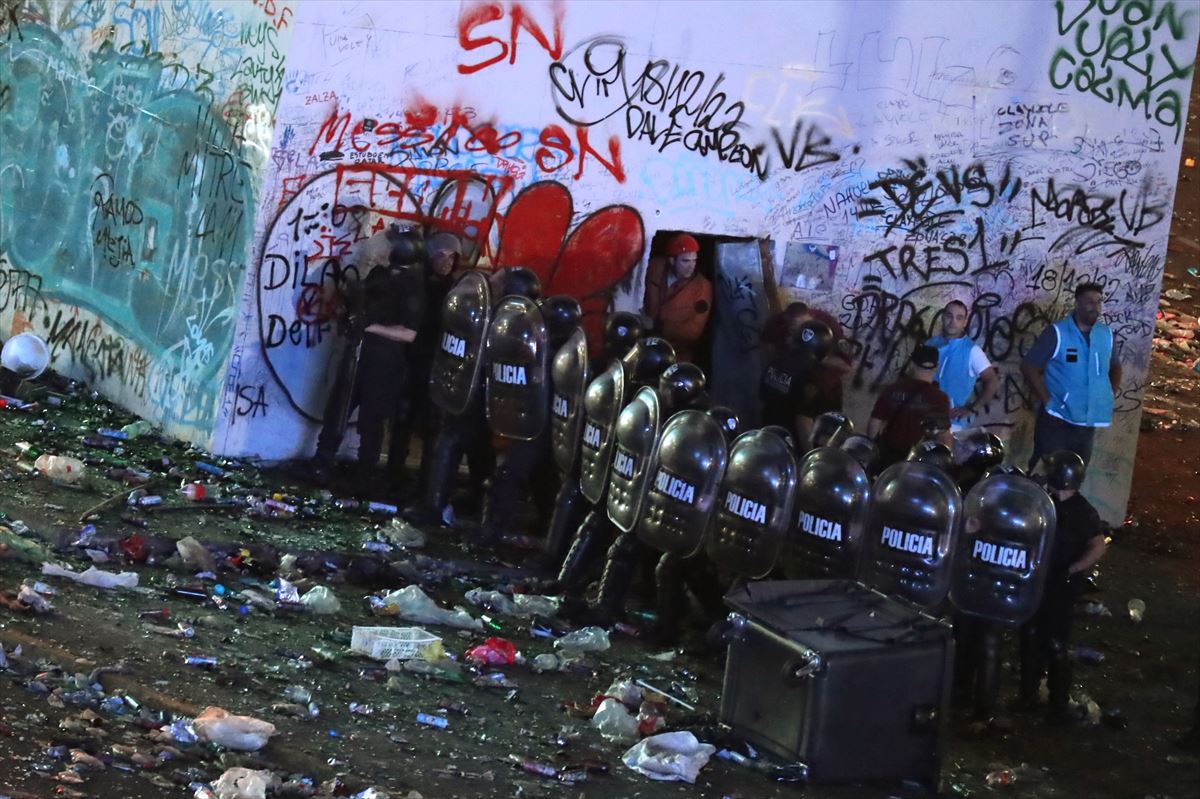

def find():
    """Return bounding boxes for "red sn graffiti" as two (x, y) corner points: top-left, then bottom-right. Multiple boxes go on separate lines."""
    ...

(457, 1), (565, 75)
(496, 182), (644, 354)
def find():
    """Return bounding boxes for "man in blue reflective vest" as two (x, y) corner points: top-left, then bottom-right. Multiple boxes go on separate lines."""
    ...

(925, 300), (1000, 432)
(1020, 283), (1122, 470)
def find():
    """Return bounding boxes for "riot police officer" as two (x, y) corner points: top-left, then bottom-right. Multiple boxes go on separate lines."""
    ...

(408, 267), (540, 527)
(479, 295), (582, 545)
(585, 362), (709, 626)
(552, 338), (676, 605)
(313, 227), (425, 486)
(760, 320), (834, 451)
(1017, 451), (1108, 723)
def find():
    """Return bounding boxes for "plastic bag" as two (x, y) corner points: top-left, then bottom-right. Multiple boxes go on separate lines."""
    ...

(192, 707), (276, 751)
(621, 731), (716, 783)
(42, 563), (138, 590)
(177, 536), (216, 573)
(212, 767), (274, 799)
(604, 678), (643, 708)
(465, 637), (521, 665)
(300, 585), (341, 615)
(554, 626), (610, 654)
(384, 518), (426, 549)
(513, 593), (560, 617)
(591, 697), (640, 742)
(464, 588), (518, 615)
(17, 584), (53, 613)
(374, 585), (482, 631)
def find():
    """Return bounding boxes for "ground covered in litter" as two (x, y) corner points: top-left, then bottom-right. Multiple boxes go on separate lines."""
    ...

(0, 363), (1197, 799)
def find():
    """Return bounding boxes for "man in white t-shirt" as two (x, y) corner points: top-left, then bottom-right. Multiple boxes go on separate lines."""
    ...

(925, 300), (1000, 431)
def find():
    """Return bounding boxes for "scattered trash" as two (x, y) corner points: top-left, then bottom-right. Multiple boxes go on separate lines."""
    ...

(1081, 600), (1112, 617)
(41, 563), (139, 589)
(621, 731), (716, 783)
(371, 585), (483, 630)
(1127, 598), (1146, 623)
(192, 707), (277, 751)
(351, 626), (443, 661)
(300, 585), (342, 615)
(591, 698), (640, 742)
(212, 767), (274, 799)
(34, 453), (85, 483)
(415, 712), (448, 729)
(17, 584), (54, 612)
(465, 636), (521, 665)
(554, 626), (610, 654)
(465, 588), (518, 615)
(383, 517), (426, 548)
(176, 536), (217, 572)
(1072, 646), (1106, 665)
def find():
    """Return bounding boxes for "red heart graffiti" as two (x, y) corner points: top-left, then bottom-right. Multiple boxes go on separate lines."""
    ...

(496, 181), (644, 351)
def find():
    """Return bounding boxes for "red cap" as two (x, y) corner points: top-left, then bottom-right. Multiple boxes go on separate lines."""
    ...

(666, 233), (699, 257)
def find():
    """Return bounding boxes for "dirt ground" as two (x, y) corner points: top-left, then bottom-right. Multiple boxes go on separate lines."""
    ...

(3, 77), (1200, 799)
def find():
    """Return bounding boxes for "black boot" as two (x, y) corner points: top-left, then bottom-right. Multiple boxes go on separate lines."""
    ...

(555, 508), (607, 598)
(590, 532), (639, 627)
(1046, 638), (1072, 723)
(650, 553), (686, 645)
(974, 623), (1002, 721)
(418, 424), (464, 525)
(533, 478), (586, 574)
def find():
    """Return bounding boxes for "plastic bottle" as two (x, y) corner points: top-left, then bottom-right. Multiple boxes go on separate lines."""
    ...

(97, 427), (130, 440)
(181, 482), (221, 501)
(985, 769), (1015, 786)
(415, 712), (448, 729)
(120, 420), (154, 438)
(33, 454), (86, 484)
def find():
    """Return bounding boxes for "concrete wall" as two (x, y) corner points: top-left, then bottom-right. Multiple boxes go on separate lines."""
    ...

(0, 0), (293, 442)
(4, 1), (1196, 523)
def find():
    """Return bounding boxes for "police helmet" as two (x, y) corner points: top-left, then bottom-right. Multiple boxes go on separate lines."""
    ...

(708, 405), (741, 443)
(841, 434), (880, 473)
(603, 312), (644, 359)
(790, 320), (834, 361)
(658, 363), (706, 411)
(1043, 450), (1086, 491)
(496, 266), (542, 300)
(810, 411), (853, 449)
(955, 429), (1005, 472)
(761, 424), (796, 451)
(387, 227), (425, 267)
(623, 337), (676, 386)
(539, 295), (582, 344)
(981, 463), (1026, 481)
(907, 440), (953, 471)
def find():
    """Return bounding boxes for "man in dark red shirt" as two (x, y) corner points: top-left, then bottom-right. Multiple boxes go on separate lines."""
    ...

(867, 345), (952, 467)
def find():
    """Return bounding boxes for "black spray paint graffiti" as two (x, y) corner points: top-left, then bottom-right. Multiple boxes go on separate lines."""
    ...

(857, 158), (1024, 237)
(1028, 178), (1167, 256)
(1049, 0), (1195, 142)
(548, 36), (846, 180)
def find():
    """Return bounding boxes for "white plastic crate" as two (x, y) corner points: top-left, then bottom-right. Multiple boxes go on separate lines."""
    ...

(350, 626), (441, 661)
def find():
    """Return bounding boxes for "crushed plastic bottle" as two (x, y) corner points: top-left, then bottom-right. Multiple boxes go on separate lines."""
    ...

(120, 420), (154, 438)
(554, 626), (611, 654)
(181, 482), (222, 501)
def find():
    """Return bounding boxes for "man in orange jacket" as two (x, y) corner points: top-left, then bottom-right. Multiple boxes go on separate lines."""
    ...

(643, 233), (712, 363)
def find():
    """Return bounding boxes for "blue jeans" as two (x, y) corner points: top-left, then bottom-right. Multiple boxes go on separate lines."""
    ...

(1028, 408), (1096, 471)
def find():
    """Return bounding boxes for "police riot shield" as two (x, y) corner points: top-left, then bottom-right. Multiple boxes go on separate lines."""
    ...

(485, 296), (550, 441)
(429, 271), (491, 416)
(550, 327), (590, 474)
(578, 362), (625, 504)
(606, 387), (662, 533)
(950, 474), (1056, 626)
(707, 429), (798, 579)
(783, 447), (871, 579)
(810, 411), (853, 450)
(859, 461), (962, 610)
(636, 410), (728, 558)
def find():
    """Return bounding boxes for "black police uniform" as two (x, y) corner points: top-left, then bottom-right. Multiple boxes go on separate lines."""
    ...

(315, 263), (424, 471)
(1019, 492), (1102, 715)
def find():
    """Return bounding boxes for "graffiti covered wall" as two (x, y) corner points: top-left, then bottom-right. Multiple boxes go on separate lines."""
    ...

(5, 1), (1193, 523)
(0, 0), (293, 442)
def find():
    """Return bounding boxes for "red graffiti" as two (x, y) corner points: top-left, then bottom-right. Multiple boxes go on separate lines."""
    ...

(294, 284), (339, 324)
(307, 104), (626, 184)
(457, 1), (564, 75)
(250, 0), (293, 31)
(331, 164), (514, 259)
(497, 182), (643, 352)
